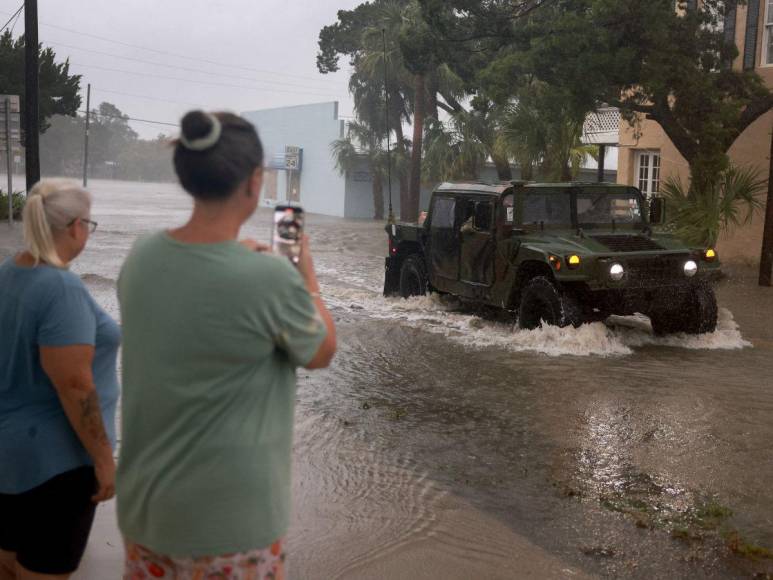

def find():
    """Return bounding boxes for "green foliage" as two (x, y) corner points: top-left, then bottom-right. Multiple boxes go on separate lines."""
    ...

(660, 165), (766, 246)
(422, 0), (773, 189)
(0, 189), (25, 221)
(422, 117), (487, 181)
(0, 31), (81, 137)
(496, 83), (597, 181)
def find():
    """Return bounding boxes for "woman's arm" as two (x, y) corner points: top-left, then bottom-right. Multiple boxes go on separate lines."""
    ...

(297, 236), (337, 369)
(40, 345), (115, 502)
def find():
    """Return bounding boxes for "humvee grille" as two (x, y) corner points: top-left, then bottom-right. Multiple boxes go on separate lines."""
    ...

(626, 256), (687, 285)
(592, 235), (664, 252)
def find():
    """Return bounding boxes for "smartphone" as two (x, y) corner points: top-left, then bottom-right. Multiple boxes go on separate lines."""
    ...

(272, 204), (304, 265)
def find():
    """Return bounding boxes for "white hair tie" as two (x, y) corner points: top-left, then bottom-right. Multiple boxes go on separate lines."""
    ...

(179, 113), (222, 151)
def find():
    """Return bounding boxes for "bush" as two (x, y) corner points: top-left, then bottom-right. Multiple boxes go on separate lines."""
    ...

(0, 190), (25, 221)
(659, 165), (766, 247)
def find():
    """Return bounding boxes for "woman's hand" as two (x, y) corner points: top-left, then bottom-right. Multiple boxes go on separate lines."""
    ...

(297, 235), (319, 292)
(92, 457), (116, 503)
(240, 238), (270, 252)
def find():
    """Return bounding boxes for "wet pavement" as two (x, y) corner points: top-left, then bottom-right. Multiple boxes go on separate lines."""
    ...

(2, 179), (773, 579)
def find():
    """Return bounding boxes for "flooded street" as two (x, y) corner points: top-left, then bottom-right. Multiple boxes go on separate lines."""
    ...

(3, 179), (773, 579)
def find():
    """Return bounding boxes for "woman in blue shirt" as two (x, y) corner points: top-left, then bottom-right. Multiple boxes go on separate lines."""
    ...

(0, 179), (120, 578)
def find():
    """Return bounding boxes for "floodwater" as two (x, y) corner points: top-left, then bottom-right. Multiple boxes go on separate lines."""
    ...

(4, 179), (773, 579)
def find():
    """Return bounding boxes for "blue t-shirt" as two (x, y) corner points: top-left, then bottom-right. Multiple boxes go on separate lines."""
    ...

(0, 257), (121, 494)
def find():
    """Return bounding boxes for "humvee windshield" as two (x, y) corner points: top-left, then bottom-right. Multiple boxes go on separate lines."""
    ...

(577, 189), (643, 225)
(520, 187), (645, 227)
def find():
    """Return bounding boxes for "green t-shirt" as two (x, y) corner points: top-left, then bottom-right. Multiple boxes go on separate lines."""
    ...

(115, 232), (326, 557)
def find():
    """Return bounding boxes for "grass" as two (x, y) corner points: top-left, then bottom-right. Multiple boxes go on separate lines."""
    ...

(594, 490), (772, 562)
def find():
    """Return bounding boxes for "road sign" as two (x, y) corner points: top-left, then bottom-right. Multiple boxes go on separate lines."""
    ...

(0, 95), (21, 154)
(284, 145), (302, 171)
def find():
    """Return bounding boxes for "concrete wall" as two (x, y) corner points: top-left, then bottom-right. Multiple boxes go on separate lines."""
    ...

(242, 102), (347, 217)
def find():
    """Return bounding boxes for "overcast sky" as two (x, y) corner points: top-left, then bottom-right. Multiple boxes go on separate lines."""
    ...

(2, 0), (361, 138)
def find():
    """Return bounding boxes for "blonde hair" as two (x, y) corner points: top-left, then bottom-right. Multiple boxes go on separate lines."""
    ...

(22, 179), (92, 268)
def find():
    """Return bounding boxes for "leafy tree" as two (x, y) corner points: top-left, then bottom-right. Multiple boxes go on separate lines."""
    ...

(331, 120), (388, 219)
(422, 116), (488, 181)
(0, 31), (81, 138)
(319, 1), (416, 219)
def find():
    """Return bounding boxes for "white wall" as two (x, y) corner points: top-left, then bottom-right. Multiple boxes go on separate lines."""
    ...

(242, 102), (347, 217)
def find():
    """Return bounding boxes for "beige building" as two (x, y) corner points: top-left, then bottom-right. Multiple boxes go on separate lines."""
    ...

(617, 0), (773, 264)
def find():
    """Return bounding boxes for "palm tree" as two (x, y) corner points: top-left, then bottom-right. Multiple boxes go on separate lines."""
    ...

(331, 121), (388, 220)
(660, 165), (766, 246)
(498, 87), (598, 182)
(422, 117), (488, 182)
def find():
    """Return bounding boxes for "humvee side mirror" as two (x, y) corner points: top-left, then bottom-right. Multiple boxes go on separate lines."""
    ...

(649, 197), (666, 225)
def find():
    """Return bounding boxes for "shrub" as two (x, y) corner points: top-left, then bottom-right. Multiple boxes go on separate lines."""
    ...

(0, 190), (25, 221)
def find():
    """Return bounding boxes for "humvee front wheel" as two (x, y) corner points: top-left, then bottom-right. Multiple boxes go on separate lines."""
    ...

(650, 282), (718, 336)
(518, 276), (582, 330)
(399, 255), (429, 298)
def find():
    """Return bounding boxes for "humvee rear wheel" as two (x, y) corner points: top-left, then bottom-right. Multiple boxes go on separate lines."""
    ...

(399, 255), (429, 298)
(518, 276), (582, 330)
(650, 282), (718, 336)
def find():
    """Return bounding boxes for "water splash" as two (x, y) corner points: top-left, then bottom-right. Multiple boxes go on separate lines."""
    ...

(324, 284), (751, 358)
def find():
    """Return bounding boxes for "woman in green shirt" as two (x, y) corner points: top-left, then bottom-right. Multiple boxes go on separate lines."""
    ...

(116, 111), (336, 580)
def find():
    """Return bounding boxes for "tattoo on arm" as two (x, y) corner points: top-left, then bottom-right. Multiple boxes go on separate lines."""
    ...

(79, 391), (110, 446)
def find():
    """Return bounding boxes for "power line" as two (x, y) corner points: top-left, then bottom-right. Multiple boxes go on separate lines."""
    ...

(91, 87), (204, 109)
(67, 61), (346, 99)
(79, 109), (178, 128)
(0, 4), (22, 32)
(45, 39), (344, 92)
(0, 8), (341, 86)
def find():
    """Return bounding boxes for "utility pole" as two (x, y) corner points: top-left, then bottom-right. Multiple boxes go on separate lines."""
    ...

(83, 83), (90, 187)
(597, 144), (606, 183)
(758, 126), (773, 286)
(5, 98), (13, 226)
(24, 0), (40, 191)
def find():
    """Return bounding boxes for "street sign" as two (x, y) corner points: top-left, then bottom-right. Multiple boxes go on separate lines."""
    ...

(284, 145), (302, 171)
(0, 95), (21, 154)
(1, 95), (21, 226)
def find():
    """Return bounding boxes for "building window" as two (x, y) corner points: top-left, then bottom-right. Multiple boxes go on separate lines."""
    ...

(635, 151), (661, 197)
(765, 0), (773, 64)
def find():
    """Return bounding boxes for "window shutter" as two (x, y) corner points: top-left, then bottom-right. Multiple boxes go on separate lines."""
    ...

(724, 1), (738, 68)
(744, 0), (761, 69)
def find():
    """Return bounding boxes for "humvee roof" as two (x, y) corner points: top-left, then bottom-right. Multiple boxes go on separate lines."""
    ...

(435, 181), (638, 196)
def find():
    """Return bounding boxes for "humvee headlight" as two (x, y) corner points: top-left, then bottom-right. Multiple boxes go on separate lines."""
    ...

(704, 248), (717, 262)
(567, 255), (582, 269)
(684, 260), (698, 277)
(548, 255), (562, 271)
(609, 263), (625, 281)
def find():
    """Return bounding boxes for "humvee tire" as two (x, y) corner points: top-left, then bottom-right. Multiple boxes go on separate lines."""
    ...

(399, 254), (429, 298)
(518, 276), (582, 330)
(650, 282), (718, 336)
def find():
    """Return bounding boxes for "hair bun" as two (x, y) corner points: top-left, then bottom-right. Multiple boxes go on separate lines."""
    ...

(179, 111), (222, 151)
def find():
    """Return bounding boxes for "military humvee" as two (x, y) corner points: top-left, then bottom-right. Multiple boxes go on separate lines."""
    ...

(383, 182), (720, 335)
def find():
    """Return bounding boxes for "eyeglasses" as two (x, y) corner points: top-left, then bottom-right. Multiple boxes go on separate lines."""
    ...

(67, 217), (98, 233)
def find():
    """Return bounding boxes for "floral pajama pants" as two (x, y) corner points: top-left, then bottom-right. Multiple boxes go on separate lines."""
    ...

(124, 539), (285, 580)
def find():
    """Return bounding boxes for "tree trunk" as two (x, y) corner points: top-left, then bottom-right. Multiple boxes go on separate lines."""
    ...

(492, 153), (512, 181)
(372, 173), (385, 221)
(407, 73), (425, 223)
(426, 73), (439, 121)
(759, 126), (773, 286)
(394, 115), (409, 220)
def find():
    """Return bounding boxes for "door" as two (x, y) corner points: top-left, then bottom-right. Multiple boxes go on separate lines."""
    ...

(428, 196), (459, 283)
(459, 199), (496, 287)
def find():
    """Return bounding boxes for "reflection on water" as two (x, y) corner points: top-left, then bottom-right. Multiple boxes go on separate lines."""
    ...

(28, 180), (773, 579)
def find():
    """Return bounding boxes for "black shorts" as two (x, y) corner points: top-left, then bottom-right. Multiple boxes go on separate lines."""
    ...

(0, 466), (97, 575)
